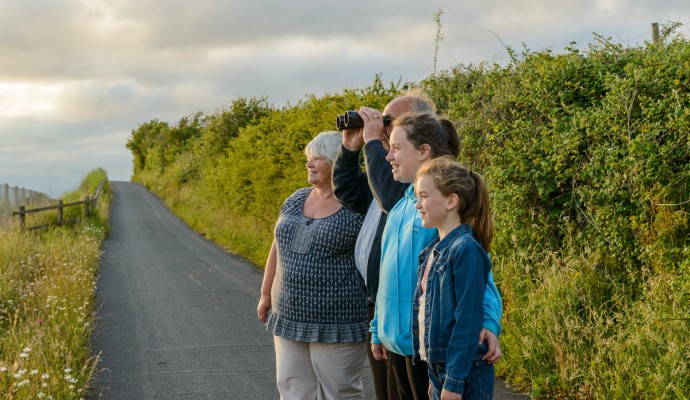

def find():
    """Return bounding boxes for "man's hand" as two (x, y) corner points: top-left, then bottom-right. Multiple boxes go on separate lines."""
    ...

(357, 106), (386, 143)
(342, 128), (365, 151)
(371, 343), (389, 361)
(479, 328), (502, 363)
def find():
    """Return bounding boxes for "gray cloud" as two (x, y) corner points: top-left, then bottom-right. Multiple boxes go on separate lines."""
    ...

(1, 0), (688, 197)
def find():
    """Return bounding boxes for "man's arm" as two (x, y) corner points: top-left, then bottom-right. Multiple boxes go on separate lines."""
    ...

(332, 145), (372, 215)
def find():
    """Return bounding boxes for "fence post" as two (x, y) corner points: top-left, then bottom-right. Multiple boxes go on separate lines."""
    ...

(58, 200), (64, 226)
(84, 196), (91, 217)
(19, 205), (26, 232)
(2, 184), (8, 228)
(651, 22), (660, 45)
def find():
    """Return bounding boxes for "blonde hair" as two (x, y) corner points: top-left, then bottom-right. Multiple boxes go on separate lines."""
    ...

(416, 157), (493, 251)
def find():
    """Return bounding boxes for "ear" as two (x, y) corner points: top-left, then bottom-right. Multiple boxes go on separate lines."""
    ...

(418, 144), (431, 161)
(447, 193), (460, 211)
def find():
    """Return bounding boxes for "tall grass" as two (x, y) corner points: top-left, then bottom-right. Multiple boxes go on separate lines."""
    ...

(494, 245), (690, 399)
(0, 169), (110, 399)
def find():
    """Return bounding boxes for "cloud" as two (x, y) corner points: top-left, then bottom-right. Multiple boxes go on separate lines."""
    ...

(1, 0), (689, 197)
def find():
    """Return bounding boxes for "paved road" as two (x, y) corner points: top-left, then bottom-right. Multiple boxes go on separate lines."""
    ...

(90, 181), (529, 399)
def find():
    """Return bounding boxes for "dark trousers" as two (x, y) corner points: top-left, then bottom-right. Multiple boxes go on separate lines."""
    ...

(388, 350), (429, 400)
(367, 304), (400, 400)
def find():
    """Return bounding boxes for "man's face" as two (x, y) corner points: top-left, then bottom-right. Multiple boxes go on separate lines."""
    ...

(381, 98), (413, 151)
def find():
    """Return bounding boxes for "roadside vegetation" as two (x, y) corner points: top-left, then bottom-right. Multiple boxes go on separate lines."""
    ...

(127, 25), (689, 399)
(0, 169), (110, 399)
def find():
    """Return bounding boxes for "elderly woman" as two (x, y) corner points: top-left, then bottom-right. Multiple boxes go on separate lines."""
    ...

(257, 131), (368, 400)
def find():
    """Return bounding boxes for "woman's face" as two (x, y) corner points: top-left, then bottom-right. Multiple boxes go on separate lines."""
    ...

(386, 127), (425, 183)
(306, 155), (332, 187)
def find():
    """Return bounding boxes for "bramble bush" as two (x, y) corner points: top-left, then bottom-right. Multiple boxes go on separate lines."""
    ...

(128, 28), (689, 399)
(422, 30), (689, 398)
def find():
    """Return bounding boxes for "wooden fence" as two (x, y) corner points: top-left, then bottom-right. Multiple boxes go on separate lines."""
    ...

(0, 184), (52, 230)
(10, 179), (106, 232)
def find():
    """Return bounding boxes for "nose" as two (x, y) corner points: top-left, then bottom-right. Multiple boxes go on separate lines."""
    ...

(415, 200), (422, 210)
(385, 148), (394, 162)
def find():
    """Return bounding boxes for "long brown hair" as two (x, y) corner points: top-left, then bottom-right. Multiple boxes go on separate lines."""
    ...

(393, 112), (460, 159)
(416, 157), (493, 251)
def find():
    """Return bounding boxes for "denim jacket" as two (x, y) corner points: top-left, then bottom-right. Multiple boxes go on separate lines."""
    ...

(412, 224), (494, 394)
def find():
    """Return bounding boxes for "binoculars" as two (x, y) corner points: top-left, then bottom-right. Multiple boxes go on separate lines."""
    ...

(336, 110), (392, 130)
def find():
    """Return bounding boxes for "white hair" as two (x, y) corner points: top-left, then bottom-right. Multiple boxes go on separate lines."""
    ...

(304, 131), (342, 164)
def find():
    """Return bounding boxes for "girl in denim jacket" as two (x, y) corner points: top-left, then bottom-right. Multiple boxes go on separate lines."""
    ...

(413, 157), (495, 400)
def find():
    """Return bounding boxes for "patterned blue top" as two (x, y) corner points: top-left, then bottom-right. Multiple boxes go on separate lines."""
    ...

(267, 187), (368, 343)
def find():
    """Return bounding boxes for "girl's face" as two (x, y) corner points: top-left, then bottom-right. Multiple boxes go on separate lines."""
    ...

(415, 174), (451, 229)
(386, 127), (426, 183)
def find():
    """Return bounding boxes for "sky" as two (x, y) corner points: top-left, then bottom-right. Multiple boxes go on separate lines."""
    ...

(1, 0), (689, 198)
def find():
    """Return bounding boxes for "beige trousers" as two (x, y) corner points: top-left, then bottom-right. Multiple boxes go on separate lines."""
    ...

(273, 336), (368, 400)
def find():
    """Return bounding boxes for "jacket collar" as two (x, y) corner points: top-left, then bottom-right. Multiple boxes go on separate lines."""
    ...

(418, 224), (472, 264)
(433, 224), (472, 254)
(404, 184), (416, 199)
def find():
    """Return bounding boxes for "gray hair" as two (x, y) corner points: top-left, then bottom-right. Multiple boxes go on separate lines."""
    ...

(304, 131), (342, 164)
(405, 88), (437, 115)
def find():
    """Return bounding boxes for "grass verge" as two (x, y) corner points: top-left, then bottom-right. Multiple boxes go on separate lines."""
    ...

(0, 169), (111, 399)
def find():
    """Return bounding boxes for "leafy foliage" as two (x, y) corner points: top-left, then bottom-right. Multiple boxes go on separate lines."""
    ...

(127, 29), (690, 399)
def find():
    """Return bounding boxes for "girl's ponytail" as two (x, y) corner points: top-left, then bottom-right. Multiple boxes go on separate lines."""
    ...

(439, 118), (460, 158)
(465, 170), (493, 252)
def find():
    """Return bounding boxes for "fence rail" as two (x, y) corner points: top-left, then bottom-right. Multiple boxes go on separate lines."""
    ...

(10, 178), (106, 231)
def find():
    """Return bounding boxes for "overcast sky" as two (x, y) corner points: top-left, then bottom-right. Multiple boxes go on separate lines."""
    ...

(1, 0), (688, 198)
